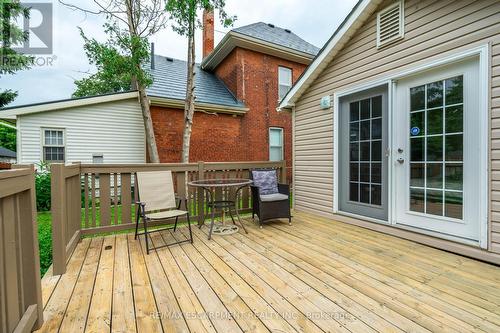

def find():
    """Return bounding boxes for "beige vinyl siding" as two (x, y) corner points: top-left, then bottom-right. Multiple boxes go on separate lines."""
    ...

(18, 99), (145, 164)
(293, 0), (500, 252)
(491, 38), (500, 252)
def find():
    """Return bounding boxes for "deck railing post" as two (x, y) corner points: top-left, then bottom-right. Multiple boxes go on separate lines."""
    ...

(197, 161), (205, 226)
(280, 160), (287, 184)
(27, 164), (44, 328)
(51, 163), (67, 275)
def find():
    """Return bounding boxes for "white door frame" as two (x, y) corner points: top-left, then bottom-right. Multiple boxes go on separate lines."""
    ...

(333, 44), (489, 248)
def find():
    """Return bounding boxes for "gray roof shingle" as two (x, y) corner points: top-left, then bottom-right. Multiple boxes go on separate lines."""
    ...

(147, 55), (245, 108)
(232, 22), (320, 56)
(0, 147), (16, 158)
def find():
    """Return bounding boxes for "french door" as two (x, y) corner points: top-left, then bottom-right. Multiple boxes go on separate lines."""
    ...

(338, 86), (389, 221)
(393, 57), (481, 241)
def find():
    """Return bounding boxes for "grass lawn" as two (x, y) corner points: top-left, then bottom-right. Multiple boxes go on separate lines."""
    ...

(37, 212), (52, 276)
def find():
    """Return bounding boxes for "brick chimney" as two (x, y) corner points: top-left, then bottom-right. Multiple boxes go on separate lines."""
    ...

(202, 9), (214, 58)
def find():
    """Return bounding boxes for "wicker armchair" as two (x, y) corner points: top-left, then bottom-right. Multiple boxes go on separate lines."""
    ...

(250, 169), (291, 228)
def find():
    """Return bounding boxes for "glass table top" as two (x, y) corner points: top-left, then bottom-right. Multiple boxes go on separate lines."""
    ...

(188, 178), (253, 187)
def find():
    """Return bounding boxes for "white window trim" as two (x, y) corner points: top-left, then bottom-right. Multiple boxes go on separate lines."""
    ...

(278, 66), (292, 101)
(41, 127), (66, 163)
(376, 0), (405, 48)
(332, 44), (489, 249)
(269, 127), (284, 161)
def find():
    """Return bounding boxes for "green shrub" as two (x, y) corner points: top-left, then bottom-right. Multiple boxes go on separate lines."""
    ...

(37, 212), (52, 276)
(35, 162), (51, 212)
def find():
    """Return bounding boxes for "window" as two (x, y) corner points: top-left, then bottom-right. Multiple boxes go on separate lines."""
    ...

(42, 129), (65, 162)
(92, 154), (104, 164)
(376, 0), (404, 48)
(269, 128), (283, 161)
(278, 66), (292, 101)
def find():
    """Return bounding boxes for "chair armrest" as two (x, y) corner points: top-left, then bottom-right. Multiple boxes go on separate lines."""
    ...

(278, 183), (290, 196)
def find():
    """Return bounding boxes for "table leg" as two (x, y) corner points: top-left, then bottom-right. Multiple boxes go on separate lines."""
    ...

(235, 186), (248, 234)
(208, 189), (215, 240)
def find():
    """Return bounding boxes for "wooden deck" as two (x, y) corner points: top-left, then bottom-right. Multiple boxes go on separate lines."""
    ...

(37, 211), (500, 333)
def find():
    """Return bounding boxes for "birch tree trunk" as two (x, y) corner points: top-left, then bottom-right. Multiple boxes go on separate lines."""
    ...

(181, 17), (196, 163)
(126, 0), (160, 163)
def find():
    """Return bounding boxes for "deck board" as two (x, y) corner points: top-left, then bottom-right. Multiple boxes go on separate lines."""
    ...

(36, 211), (500, 332)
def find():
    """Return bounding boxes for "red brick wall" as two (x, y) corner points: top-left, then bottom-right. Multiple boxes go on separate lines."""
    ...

(215, 48), (307, 177)
(152, 47), (308, 181)
(151, 106), (244, 162)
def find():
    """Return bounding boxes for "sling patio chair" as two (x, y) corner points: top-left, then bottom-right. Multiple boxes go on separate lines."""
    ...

(135, 170), (193, 254)
(250, 169), (292, 228)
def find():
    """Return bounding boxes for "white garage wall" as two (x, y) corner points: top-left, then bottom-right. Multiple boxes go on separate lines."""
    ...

(18, 99), (145, 164)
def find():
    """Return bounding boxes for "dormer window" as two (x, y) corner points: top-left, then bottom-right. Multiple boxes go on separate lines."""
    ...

(278, 66), (292, 101)
(376, 0), (404, 48)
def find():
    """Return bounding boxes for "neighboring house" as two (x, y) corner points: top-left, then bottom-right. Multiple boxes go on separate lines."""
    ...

(0, 15), (318, 174)
(279, 0), (500, 263)
(1, 93), (145, 164)
(0, 146), (16, 163)
(150, 14), (319, 176)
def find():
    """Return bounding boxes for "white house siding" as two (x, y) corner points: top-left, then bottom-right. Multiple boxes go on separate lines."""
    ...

(17, 98), (145, 164)
(293, 0), (500, 253)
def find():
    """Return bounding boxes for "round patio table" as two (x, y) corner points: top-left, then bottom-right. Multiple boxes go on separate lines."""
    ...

(188, 178), (252, 240)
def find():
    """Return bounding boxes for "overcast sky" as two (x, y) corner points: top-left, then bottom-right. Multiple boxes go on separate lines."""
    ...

(3, 0), (358, 107)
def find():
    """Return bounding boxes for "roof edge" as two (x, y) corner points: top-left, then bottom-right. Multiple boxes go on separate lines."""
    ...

(278, 0), (380, 110)
(149, 96), (249, 115)
(201, 31), (316, 71)
(0, 91), (139, 118)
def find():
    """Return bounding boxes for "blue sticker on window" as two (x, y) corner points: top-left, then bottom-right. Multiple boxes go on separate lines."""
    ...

(410, 127), (420, 136)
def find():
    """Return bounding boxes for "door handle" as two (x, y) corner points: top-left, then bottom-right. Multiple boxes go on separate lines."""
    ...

(397, 158), (405, 164)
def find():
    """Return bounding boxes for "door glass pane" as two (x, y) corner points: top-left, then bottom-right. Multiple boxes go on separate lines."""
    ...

(348, 95), (383, 207)
(360, 99), (370, 119)
(408, 76), (463, 219)
(445, 105), (463, 133)
(445, 164), (463, 191)
(410, 85), (425, 111)
(350, 163), (359, 182)
(445, 76), (463, 105)
(426, 136), (443, 161)
(350, 182), (359, 201)
(427, 108), (443, 135)
(427, 81), (443, 108)
(350, 102), (359, 121)
(426, 163), (443, 189)
(371, 141), (381, 161)
(445, 191), (463, 219)
(360, 142), (370, 161)
(360, 120), (370, 140)
(410, 137), (424, 161)
(372, 96), (382, 117)
(372, 118), (382, 139)
(350, 122), (359, 142)
(371, 185), (381, 205)
(410, 112), (424, 136)
(426, 190), (443, 216)
(445, 134), (463, 161)
(371, 163), (381, 184)
(359, 163), (370, 182)
(410, 163), (424, 187)
(410, 188), (425, 213)
(360, 183), (370, 203)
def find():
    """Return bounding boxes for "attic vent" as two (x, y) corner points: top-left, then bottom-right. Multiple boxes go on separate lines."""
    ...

(166, 57), (174, 62)
(376, 0), (404, 48)
(284, 29), (291, 33)
(267, 23), (275, 28)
